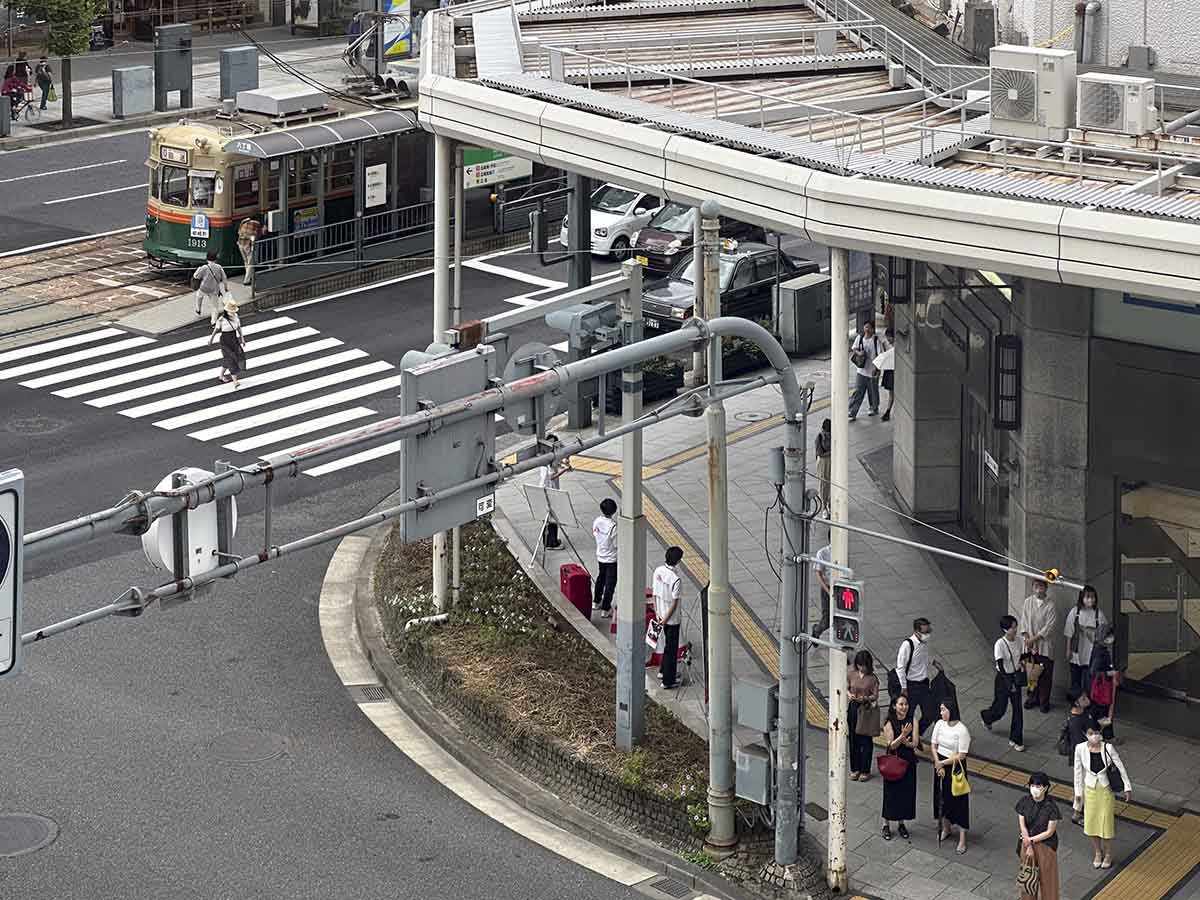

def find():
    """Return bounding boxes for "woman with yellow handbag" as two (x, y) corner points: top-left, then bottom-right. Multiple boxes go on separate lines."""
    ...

(930, 699), (972, 854)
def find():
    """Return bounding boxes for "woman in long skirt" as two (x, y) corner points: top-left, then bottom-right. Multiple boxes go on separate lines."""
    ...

(880, 692), (920, 841)
(1017, 771), (1062, 900)
(930, 699), (972, 854)
(212, 297), (247, 386)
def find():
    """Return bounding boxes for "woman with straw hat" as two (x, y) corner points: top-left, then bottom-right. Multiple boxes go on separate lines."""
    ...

(210, 296), (247, 386)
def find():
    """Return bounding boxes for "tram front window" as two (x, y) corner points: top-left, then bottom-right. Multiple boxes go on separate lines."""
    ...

(190, 174), (216, 209)
(161, 165), (189, 207)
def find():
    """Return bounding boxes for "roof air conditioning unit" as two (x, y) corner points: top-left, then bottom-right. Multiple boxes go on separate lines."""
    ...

(1076, 73), (1157, 135)
(988, 45), (1077, 142)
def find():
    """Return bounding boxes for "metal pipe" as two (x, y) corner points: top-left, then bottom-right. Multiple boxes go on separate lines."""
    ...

(1080, 1), (1100, 65)
(1164, 108), (1200, 134)
(432, 133), (454, 612)
(689, 207), (706, 387)
(826, 246), (851, 893)
(451, 143), (465, 610)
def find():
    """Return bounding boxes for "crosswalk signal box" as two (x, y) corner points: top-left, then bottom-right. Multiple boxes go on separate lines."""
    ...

(830, 579), (863, 649)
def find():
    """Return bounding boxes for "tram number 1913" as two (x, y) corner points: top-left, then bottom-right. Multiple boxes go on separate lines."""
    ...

(187, 238), (208, 249)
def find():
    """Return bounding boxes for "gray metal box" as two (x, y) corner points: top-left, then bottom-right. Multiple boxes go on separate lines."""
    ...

(154, 24), (193, 92)
(399, 346), (498, 541)
(113, 66), (154, 118)
(0, 97), (9, 137)
(237, 85), (327, 117)
(776, 272), (832, 357)
(219, 46), (259, 100)
(735, 742), (772, 806)
(736, 677), (779, 733)
(964, 0), (996, 59)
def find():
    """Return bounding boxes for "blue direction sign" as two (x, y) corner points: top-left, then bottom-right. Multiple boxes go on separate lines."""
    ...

(0, 469), (24, 679)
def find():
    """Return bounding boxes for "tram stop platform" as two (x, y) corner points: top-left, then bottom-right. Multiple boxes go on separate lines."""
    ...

(118, 281), (254, 336)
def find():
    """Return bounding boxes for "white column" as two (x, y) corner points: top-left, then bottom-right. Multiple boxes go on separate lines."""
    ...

(431, 133), (454, 610)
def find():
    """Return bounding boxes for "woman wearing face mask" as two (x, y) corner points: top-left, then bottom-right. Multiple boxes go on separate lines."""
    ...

(1017, 772), (1062, 900)
(930, 700), (971, 854)
(1087, 624), (1120, 741)
(1064, 585), (1107, 700)
(1073, 725), (1131, 869)
(880, 692), (920, 840)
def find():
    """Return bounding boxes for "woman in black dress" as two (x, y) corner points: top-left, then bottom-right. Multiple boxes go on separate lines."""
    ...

(880, 692), (920, 840)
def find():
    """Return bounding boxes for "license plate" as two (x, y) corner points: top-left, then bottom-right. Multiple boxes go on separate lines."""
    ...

(644, 317), (660, 329)
(634, 255), (649, 266)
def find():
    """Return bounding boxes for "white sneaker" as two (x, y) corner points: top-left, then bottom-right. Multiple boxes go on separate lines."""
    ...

(1010, 741), (1025, 752)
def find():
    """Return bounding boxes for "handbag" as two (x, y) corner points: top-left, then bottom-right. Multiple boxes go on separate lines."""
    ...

(644, 618), (662, 651)
(1025, 659), (1044, 690)
(1016, 852), (1041, 896)
(1056, 719), (1072, 757)
(951, 760), (971, 797)
(47, 85), (57, 102)
(877, 751), (909, 782)
(855, 700), (881, 737)
(1090, 672), (1114, 707)
(849, 337), (867, 369)
(1103, 746), (1125, 794)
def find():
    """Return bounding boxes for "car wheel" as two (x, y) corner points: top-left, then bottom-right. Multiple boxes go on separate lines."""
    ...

(610, 236), (631, 261)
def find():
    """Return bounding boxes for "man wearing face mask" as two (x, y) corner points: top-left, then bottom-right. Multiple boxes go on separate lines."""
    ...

(1073, 725), (1131, 870)
(893, 618), (941, 737)
(1017, 772), (1062, 900)
(1064, 585), (1107, 700)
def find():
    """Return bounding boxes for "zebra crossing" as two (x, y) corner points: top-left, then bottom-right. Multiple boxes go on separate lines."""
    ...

(0, 316), (435, 479)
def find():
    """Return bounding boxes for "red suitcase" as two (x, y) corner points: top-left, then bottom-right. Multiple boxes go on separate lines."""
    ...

(560, 563), (592, 620)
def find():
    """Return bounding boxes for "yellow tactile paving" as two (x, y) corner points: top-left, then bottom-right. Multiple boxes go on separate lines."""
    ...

(1092, 815), (1200, 900)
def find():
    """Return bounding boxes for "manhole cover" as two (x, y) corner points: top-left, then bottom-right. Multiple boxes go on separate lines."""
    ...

(5, 416), (65, 435)
(209, 730), (289, 764)
(734, 411), (770, 423)
(0, 813), (59, 858)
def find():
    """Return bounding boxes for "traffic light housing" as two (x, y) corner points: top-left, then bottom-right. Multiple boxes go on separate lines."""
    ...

(830, 580), (863, 649)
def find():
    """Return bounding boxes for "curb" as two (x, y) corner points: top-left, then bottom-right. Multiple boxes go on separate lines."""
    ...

(0, 106), (219, 151)
(343, 522), (759, 900)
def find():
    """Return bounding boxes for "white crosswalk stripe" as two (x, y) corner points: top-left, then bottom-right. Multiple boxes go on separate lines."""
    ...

(5, 319), (428, 479)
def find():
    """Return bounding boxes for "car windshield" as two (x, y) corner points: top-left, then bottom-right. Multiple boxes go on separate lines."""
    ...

(591, 185), (638, 214)
(648, 201), (694, 233)
(671, 255), (737, 290)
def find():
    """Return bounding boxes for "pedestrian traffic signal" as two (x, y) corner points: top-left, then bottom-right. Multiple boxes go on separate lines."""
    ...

(830, 580), (863, 649)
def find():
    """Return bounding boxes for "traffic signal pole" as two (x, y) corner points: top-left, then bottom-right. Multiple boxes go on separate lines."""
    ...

(431, 134), (454, 611)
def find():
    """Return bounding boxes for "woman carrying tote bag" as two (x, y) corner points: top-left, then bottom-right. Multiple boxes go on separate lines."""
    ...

(880, 692), (920, 841)
(848, 650), (880, 782)
(1017, 771), (1062, 900)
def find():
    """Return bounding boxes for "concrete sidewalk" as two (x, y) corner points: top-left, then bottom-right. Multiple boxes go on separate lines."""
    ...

(494, 352), (1200, 900)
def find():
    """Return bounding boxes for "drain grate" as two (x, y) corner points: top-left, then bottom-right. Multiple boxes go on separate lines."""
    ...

(347, 683), (387, 703)
(650, 877), (695, 899)
(0, 813), (59, 858)
(209, 730), (289, 764)
(804, 801), (828, 821)
(734, 410), (770, 423)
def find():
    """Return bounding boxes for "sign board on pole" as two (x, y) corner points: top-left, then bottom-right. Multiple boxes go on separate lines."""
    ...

(365, 163), (388, 208)
(462, 148), (533, 190)
(0, 469), (24, 680)
(382, 0), (412, 57)
(141, 467), (237, 587)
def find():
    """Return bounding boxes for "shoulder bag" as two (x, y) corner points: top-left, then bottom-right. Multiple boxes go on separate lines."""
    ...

(855, 698), (881, 737)
(877, 749), (909, 782)
(887, 638), (914, 698)
(1005, 641), (1028, 690)
(951, 759), (971, 797)
(1102, 746), (1125, 794)
(1016, 852), (1040, 895)
(850, 337), (867, 369)
(1090, 671), (1114, 707)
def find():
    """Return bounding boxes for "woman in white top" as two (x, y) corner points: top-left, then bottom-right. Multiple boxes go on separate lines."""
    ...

(1064, 585), (1108, 700)
(979, 614), (1025, 751)
(929, 699), (971, 854)
(1073, 724), (1131, 869)
(210, 297), (246, 386)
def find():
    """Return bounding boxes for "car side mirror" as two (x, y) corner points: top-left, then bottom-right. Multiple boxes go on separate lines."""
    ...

(634, 208), (647, 216)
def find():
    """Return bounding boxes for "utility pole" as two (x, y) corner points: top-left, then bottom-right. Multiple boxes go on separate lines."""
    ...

(615, 259), (647, 751)
(702, 200), (735, 852)
(688, 208), (707, 388)
(826, 246), (851, 892)
(431, 134), (453, 611)
(450, 144), (465, 608)
(565, 172), (593, 429)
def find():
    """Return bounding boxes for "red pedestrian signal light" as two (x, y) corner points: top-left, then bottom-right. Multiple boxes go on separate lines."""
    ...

(829, 579), (863, 649)
(838, 585), (861, 613)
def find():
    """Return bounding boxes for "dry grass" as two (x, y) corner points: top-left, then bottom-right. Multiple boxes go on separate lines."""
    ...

(376, 520), (709, 802)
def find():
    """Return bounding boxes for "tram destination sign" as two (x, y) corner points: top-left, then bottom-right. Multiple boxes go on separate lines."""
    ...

(0, 470), (24, 680)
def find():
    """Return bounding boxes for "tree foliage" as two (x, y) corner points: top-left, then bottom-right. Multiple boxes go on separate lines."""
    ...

(42, 0), (103, 57)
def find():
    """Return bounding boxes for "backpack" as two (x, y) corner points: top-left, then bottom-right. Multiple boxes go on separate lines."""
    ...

(886, 638), (914, 698)
(1056, 718), (1072, 758)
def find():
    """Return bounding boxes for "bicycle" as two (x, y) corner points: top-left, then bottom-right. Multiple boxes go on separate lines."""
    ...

(9, 88), (41, 123)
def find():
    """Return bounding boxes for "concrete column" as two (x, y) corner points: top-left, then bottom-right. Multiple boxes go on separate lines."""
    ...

(892, 263), (963, 523)
(432, 133), (454, 611)
(566, 172), (593, 429)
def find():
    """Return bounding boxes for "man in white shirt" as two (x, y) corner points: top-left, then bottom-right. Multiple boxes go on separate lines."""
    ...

(980, 614), (1025, 751)
(592, 498), (618, 618)
(537, 434), (571, 550)
(653, 546), (684, 689)
(811, 543), (832, 639)
(848, 320), (888, 420)
(895, 618), (939, 735)
(1019, 577), (1056, 713)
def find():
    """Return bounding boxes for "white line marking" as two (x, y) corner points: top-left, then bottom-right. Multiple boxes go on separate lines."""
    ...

(0, 327), (125, 364)
(188, 374), (406, 441)
(223, 407), (376, 454)
(304, 439), (402, 476)
(464, 258), (566, 289)
(92, 277), (123, 287)
(0, 159), (128, 184)
(551, 340), (568, 352)
(42, 184), (145, 206)
(0, 336), (155, 380)
(25, 316), (296, 389)
(151, 361), (394, 429)
(252, 419), (389, 459)
(76, 329), (323, 403)
(119, 348), (370, 418)
(125, 285), (168, 298)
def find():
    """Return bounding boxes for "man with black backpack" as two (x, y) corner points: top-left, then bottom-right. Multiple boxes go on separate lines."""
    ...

(890, 618), (940, 736)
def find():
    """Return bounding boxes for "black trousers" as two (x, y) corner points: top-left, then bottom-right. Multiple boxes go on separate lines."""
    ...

(1069, 662), (1087, 699)
(846, 702), (874, 775)
(593, 562), (617, 611)
(981, 673), (1024, 745)
(660, 623), (681, 687)
(907, 679), (937, 737)
(544, 521), (559, 547)
(812, 588), (830, 638)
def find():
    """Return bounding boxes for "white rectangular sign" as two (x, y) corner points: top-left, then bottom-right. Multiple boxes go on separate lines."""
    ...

(0, 469), (24, 680)
(365, 163), (388, 208)
(476, 493), (496, 517)
(983, 450), (999, 479)
(190, 213), (210, 239)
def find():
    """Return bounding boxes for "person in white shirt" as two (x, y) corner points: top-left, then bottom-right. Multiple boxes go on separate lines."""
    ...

(1064, 585), (1107, 699)
(652, 546), (684, 689)
(929, 699), (972, 855)
(811, 543), (832, 639)
(877, 327), (896, 422)
(537, 434), (571, 550)
(591, 498), (618, 618)
(848, 320), (888, 420)
(894, 618), (939, 736)
(193, 250), (229, 324)
(1020, 577), (1057, 713)
(980, 615), (1025, 751)
(1073, 725), (1131, 869)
